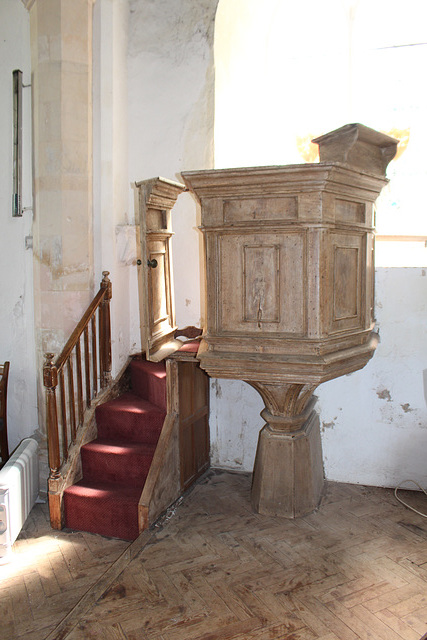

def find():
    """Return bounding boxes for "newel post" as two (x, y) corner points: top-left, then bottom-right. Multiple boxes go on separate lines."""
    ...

(100, 271), (112, 387)
(43, 353), (60, 480)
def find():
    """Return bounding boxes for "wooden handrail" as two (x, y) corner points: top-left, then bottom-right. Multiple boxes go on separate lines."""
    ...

(43, 272), (112, 480)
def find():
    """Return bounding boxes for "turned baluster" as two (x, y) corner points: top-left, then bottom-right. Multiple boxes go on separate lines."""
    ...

(43, 353), (61, 480)
(100, 271), (112, 387)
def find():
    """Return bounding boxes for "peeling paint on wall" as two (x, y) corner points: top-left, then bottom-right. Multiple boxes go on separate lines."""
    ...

(321, 420), (336, 432)
(377, 388), (392, 402)
(13, 296), (24, 319)
(212, 379), (222, 399)
(401, 403), (413, 413)
(116, 225), (137, 265)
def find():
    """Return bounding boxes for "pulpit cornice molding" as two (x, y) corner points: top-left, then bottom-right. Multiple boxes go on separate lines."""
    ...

(135, 177), (186, 211)
(182, 163), (388, 204)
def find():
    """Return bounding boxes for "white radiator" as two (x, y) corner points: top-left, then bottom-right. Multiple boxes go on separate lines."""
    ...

(0, 438), (39, 561)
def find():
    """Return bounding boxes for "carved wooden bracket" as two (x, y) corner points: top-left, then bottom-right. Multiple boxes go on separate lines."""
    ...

(174, 326), (203, 340)
(313, 123), (398, 176)
(248, 382), (318, 433)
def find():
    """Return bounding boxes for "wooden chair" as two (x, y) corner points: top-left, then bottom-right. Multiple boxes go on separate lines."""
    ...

(0, 361), (10, 464)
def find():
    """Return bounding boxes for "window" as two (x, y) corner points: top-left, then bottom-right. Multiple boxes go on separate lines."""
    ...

(215, 0), (427, 266)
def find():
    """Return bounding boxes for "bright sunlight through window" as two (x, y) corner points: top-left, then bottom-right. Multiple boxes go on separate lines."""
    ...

(214, 0), (427, 267)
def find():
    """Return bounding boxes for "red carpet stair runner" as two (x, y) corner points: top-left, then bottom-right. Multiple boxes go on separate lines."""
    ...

(63, 359), (167, 540)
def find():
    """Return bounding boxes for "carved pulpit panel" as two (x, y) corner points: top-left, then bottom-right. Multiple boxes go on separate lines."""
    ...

(136, 177), (185, 361)
(217, 232), (305, 335)
(330, 233), (364, 333)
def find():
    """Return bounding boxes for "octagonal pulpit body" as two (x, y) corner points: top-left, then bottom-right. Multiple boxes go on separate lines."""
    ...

(182, 124), (397, 518)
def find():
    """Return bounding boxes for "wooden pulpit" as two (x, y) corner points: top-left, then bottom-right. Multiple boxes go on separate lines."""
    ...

(183, 124), (398, 517)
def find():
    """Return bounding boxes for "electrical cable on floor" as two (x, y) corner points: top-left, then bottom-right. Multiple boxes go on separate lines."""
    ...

(394, 479), (427, 518)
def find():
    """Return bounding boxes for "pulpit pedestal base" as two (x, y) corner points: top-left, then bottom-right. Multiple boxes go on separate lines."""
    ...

(251, 403), (324, 518)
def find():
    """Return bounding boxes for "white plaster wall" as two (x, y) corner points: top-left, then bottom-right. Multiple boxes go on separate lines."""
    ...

(318, 268), (427, 488)
(93, 0), (219, 378)
(93, 0), (135, 378)
(127, 0), (219, 335)
(209, 379), (263, 471)
(0, 0), (38, 453)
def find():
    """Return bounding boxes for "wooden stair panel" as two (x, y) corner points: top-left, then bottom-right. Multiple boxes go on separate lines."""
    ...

(80, 439), (156, 485)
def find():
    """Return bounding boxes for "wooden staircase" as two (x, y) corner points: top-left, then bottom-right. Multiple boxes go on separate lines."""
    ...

(63, 359), (167, 540)
(44, 273), (209, 540)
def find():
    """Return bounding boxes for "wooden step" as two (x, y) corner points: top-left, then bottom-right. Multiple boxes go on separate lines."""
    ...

(64, 480), (142, 540)
(80, 438), (156, 484)
(129, 359), (167, 410)
(95, 392), (165, 443)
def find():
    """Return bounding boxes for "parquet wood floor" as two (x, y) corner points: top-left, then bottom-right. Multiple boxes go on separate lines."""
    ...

(2, 471), (427, 640)
(0, 501), (129, 640)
